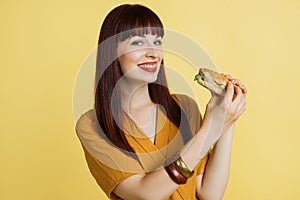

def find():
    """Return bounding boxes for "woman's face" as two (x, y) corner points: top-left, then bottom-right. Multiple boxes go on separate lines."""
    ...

(117, 34), (163, 83)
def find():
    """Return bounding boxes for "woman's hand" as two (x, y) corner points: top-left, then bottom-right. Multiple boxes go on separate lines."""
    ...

(223, 74), (247, 96)
(201, 75), (247, 136)
(195, 77), (246, 200)
(181, 73), (247, 167)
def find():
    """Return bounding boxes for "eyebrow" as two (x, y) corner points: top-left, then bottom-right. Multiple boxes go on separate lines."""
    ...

(130, 35), (161, 38)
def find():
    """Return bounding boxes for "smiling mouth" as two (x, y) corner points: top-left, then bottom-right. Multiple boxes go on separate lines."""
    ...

(138, 62), (159, 72)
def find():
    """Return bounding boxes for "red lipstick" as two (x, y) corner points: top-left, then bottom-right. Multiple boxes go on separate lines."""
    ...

(138, 62), (159, 73)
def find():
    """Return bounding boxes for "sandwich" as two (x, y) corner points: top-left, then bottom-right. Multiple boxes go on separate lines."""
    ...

(194, 68), (228, 95)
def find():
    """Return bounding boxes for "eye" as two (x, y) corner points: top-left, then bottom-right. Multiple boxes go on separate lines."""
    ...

(131, 40), (143, 46)
(153, 39), (162, 46)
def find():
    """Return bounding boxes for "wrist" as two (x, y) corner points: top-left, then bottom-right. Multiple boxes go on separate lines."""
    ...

(216, 125), (235, 146)
(164, 153), (195, 185)
(181, 148), (201, 171)
(221, 124), (235, 136)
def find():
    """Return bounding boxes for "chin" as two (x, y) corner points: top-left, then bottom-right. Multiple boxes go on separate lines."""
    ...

(143, 73), (159, 83)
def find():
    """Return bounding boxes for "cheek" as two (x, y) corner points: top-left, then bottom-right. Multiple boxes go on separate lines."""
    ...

(154, 48), (163, 61)
(158, 51), (163, 61)
(118, 51), (144, 71)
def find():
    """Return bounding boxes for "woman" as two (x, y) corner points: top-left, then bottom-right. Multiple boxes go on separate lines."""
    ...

(75, 4), (247, 200)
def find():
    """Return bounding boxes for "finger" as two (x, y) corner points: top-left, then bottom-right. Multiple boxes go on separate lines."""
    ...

(224, 75), (242, 90)
(225, 77), (240, 86)
(224, 81), (234, 103)
(240, 84), (247, 97)
(233, 81), (247, 96)
(224, 74), (240, 85)
(235, 83), (247, 97)
(231, 79), (241, 85)
(235, 98), (246, 120)
(232, 85), (244, 105)
(228, 78), (247, 97)
(238, 100), (246, 116)
(224, 74), (233, 79)
(236, 81), (245, 88)
(232, 100), (246, 122)
(231, 86), (245, 113)
(236, 88), (246, 110)
(227, 86), (244, 120)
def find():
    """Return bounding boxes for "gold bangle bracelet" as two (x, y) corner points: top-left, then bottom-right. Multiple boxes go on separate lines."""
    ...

(164, 163), (187, 185)
(173, 156), (194, 178)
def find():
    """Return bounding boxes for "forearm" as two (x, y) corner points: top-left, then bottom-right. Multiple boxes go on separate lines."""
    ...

(114, 122), (218, 200)
(114, 167), (178, 200)
(181, 113), (225, 171)
(197, 125), (234, 200)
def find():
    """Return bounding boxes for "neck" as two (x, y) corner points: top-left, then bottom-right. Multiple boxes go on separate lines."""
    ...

(118, 78), (153, 114)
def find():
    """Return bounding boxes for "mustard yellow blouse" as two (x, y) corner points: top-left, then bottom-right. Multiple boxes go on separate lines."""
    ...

(76, 94), (209, 200)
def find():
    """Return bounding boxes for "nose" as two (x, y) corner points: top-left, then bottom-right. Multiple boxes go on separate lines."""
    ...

(145, 45), (160, 59)
(146, 50), (158, 59)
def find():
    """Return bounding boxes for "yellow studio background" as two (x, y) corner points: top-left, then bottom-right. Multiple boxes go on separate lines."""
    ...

(1, 0), (299, 199)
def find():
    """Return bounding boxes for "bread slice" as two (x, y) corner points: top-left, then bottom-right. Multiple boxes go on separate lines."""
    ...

(194, 68), (228, 94)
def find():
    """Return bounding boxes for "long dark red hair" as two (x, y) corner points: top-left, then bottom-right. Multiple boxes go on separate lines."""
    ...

(94, 4), (192, 158)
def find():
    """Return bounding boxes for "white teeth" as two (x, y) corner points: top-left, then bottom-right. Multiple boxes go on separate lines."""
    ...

(139, 64), (157, 69)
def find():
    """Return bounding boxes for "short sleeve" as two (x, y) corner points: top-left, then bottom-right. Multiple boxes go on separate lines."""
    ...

(82, 145), (136, 198)
(75, 110), (139, 198)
